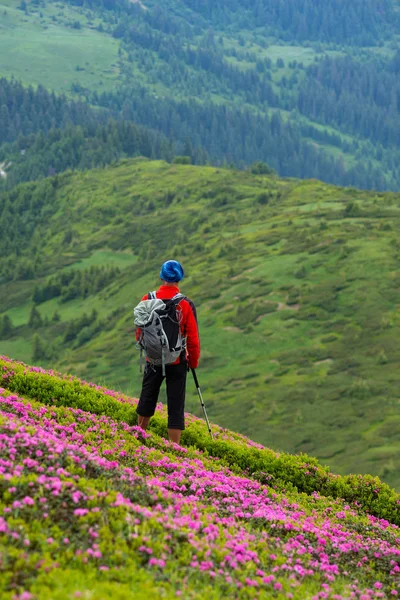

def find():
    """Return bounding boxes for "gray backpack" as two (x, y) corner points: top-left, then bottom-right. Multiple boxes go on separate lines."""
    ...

(134, 292), (186, 375)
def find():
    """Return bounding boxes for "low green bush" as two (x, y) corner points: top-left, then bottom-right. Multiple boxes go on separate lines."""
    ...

(1, 359), (137, 426)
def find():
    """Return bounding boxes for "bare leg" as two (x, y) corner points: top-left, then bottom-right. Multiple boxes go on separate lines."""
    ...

(168, 428), (181, 445)
(138, 415), (151, 430)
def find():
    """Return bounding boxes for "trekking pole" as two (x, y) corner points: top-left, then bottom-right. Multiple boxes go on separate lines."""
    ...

(191, 369), (213, 439)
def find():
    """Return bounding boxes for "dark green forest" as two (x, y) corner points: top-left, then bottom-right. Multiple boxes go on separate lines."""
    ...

(167, 0), (400, 45)
(64, 0), (400, 44)
(0, 79), (179, 187)
(0, 79), (95, 144)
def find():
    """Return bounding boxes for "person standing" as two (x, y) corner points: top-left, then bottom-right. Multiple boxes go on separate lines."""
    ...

(135, 260), (200, 444)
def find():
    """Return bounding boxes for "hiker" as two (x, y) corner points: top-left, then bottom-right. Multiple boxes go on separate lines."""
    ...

(134, 260), (200, 445)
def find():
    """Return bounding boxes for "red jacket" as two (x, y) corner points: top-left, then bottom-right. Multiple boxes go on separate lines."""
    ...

(136, 284), (200, 369)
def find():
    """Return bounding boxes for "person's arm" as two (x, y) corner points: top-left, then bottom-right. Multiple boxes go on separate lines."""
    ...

(184, 299), (200, 369)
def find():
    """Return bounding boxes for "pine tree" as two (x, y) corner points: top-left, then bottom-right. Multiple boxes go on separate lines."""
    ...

(32, 333), (46, 362)
(0, 314), (13, 339)
(52, 310), (61, 323)
(29, 305), (43, 329)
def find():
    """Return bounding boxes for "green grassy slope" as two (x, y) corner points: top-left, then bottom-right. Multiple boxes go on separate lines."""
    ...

(0, 0), (121, 91)
(1, 159), (400, 487)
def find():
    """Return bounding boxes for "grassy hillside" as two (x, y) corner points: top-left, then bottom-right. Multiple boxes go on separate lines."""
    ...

(1, 159), (400, 488)
(1, 356), (400, 599)
(0, 0), (120, 91)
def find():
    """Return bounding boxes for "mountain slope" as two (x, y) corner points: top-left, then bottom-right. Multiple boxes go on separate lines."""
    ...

(1, 356), (400, 599)
(1, 0), (400, 189)
(1, 159), (400, 487)
(0, 78), (180, 189)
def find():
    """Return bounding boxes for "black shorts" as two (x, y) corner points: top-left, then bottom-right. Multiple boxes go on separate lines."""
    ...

(137, 360), (187, 430)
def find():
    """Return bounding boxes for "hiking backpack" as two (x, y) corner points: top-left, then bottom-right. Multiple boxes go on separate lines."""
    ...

(134, 292), (186, 375)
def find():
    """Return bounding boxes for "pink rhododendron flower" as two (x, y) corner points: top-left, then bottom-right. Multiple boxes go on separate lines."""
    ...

(22, 496), (34, 506)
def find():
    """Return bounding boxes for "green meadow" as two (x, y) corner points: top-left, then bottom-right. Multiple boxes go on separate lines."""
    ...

(0, 0), (120, 92)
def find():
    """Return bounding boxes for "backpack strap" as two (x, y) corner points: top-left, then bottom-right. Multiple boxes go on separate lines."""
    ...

(158, 293), (186, 308)
(148, 291), (157, 300)
(169, 293), (186, 305)
(168, 294), (187, 361)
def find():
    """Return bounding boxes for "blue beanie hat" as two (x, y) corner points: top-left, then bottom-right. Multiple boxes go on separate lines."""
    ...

(160, 260), (184, 283)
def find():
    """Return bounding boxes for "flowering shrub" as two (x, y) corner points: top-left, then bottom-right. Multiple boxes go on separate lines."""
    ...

(1, 356), (400, 527)
(1, 357), (400, 596)
(1, 388), (400, 599)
